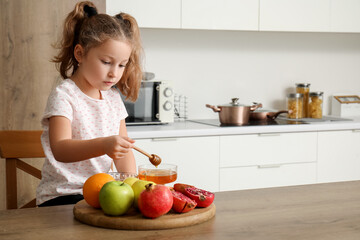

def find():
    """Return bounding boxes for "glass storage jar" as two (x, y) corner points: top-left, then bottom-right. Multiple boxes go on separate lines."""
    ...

(287, 93), (303, 119)
(309, 91), (324, 119)
(296, 83), (310, 118)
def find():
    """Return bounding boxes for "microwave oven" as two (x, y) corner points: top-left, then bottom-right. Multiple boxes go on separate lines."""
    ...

(119, 80), (174, 125)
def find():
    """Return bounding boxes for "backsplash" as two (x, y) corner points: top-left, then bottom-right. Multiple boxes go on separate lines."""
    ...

(140, 29), (360, 119)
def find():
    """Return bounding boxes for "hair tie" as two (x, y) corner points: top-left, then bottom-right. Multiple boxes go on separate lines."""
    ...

(84, 5), (97, 17)
(116, 13), (123, 21)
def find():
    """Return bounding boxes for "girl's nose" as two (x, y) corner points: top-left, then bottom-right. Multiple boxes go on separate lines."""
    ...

(108, 68), (117, 78)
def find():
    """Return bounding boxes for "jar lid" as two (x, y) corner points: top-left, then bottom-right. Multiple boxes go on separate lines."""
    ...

(309, 91), (324, 97)
(295, 83), (311, 88)
(287, 93), (303, 98)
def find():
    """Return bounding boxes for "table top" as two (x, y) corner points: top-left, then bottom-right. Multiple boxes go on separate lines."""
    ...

(1, 181), (360, 240)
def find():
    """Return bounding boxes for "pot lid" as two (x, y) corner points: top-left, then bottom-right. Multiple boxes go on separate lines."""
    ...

(218, 98), (248, 107)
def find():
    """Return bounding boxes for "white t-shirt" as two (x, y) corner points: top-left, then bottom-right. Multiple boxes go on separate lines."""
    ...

(36, 79), (128, 205)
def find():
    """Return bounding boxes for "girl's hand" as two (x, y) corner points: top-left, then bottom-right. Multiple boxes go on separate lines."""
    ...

(103, 135), (135, 160)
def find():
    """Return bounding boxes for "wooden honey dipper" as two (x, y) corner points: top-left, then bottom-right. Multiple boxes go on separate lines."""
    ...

(133, 146), (162, 167)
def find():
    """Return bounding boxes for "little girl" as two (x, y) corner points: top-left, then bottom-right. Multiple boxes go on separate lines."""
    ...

(36, 1), (143, 207)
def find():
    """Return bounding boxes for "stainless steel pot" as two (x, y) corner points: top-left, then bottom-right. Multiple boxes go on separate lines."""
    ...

(206, 98), (262, 125)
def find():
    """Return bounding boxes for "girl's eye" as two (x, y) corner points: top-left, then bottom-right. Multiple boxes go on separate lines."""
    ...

(119, 64), (126, 68)
(101, 60), (111, 65)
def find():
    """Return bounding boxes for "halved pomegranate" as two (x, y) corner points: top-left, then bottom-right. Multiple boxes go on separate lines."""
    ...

(173, 183), (194, 195)
(184, 187), (215, 208)
(171, 190), (197, 213)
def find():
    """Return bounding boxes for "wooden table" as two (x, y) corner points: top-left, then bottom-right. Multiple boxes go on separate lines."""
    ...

(1, 181), (360, 240)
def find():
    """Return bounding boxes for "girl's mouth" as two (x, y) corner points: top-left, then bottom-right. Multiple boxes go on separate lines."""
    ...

(104, 81), (114, 86)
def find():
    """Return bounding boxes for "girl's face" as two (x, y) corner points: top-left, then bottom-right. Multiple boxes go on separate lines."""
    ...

(74, 39), (132, 98)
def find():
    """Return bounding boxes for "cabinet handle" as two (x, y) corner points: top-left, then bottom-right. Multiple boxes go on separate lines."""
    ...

(151, 138), (178, 142)
(352, 129), (360, 133)
(258, 133), (281, 137)
(257, 164), (282, 169)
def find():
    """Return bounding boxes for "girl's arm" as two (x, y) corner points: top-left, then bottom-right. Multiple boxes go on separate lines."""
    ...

(49, 116), (134, 163)
(113, 119), (137, 174)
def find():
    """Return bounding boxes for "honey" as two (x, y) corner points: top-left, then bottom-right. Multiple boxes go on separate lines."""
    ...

(138, 169), (177, 184)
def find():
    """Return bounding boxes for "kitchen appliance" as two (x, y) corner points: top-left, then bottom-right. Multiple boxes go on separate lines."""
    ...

(120, 80), (174, 125)
(331, 94), (360, 117)
(189, 118), (308, 127)
(206, 98), (262, 125)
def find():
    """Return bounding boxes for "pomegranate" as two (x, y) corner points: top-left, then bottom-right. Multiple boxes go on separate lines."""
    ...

(184, 187), (215, 208)
(138, 183), (173, 218)
(173, 183), (194, 195)
(171, 190), (197, 213)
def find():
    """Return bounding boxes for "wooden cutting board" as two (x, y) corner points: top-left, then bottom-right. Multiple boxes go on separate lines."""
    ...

(73, 200), (216, 230)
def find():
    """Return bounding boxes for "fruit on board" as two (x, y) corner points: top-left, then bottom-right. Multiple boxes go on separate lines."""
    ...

(173, 183), (194, 195)
(171, 190), (197, 213)
(184, 187), (215, 208)
(99, 181), (134, 216)
(124, 176), (138, 186)
(138, 183), (173, 218)
(131, 179), (155, 208)
(83, 173), (115, 208)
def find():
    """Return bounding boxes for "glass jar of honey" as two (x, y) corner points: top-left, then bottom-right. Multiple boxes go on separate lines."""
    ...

(309, 91), (324, 119)
(296, 83), (310, 118)
(287, 93), (303, 119)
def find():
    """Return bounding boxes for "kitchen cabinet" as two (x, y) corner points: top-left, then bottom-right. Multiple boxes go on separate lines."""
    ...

(259, 0), (330, 32)
(220, 132), (317, 167)
(317, 130), (360, 183)
(106, 0), (181, 29)
(219, 132), (317, 191)
(181, 0), (259, 31)
(330, 0), (360, 33)
(133, 136), (219, 192)
(106, 0), (360, 33)
(220, 163), (316, 191)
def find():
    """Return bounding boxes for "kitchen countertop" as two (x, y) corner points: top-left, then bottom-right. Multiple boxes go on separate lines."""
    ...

(1, 181), (360, 240)
(127, 116), (360, 139)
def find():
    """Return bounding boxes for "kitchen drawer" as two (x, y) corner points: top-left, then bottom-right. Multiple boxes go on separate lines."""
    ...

(220, 132), (317, 167)
(220, 162), (317, 191)
(133, 136), (219, 192)
(318, 130), (360, 183)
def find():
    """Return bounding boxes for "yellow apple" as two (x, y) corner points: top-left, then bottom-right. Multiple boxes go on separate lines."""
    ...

(131, 179), (155, 208)
(123, 177), (138, 186)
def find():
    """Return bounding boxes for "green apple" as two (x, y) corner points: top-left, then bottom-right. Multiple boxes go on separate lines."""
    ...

(124, 177), (138, 186)
(132, 179), (155, 208)
(99, 181), (134, 216)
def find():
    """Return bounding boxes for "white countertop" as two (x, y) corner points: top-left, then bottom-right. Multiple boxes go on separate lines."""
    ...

(127, 116), (360, 139)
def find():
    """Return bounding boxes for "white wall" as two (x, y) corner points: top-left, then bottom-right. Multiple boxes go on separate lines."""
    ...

(140, 29), (360, 119)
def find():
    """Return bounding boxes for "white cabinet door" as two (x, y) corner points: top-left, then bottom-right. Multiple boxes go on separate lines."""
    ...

(318, 130), (360, 183)
(220, 162), (316, 191)
(220, 132), (317, 167)
(259, 0), (330, 32)
(133, 136), (219, 192)
(106, 0), (181, 29)
(330, 0), (360, 33)
(182, 0), (259, 31)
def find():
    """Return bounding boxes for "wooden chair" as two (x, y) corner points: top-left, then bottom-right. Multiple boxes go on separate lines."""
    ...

(0, 130), (44, 209)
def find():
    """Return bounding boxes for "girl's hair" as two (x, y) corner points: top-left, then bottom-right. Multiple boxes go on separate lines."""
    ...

(52, 1), (142, 101)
